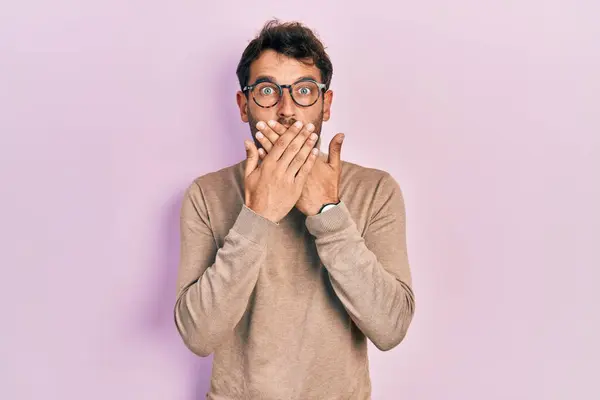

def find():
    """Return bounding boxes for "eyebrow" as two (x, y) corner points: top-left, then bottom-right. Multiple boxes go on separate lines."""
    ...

(252, 74), (320, 84)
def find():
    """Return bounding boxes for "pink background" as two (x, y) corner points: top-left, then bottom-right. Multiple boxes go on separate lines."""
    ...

(2, 1), (599, 399)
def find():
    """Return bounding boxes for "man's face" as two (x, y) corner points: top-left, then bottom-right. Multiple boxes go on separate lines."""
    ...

(236, 49), (333, 150)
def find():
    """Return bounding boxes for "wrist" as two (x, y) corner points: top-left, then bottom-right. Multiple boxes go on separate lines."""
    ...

(245, 200), (280, 224)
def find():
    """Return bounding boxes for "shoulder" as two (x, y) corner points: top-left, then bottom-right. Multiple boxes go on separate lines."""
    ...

(182, 160), (245, 206)
(337, 157), (405, 221)
(187, 160), (244, 192)
(340, 157), (401, 193)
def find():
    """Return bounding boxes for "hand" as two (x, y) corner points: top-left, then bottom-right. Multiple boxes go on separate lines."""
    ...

(244, 121), (319, 223)
(254, 120), (344, 216)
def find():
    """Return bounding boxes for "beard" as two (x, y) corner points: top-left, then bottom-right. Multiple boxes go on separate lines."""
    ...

(246, 104), (324, 151)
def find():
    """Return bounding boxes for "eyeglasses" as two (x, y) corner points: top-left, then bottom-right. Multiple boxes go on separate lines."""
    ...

(243, 78), (327, 108)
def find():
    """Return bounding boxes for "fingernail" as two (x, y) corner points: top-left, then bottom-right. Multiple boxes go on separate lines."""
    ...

(294, 121), (303, 128)
(268, 120), (276, 127)
(256, 121), (266, 129)
(310, 133), (318, 140)
(312, 148), (319, 155)
(306, 123), (314, 132)
(339, 134), (345, 142)
(256, 132), (263, 139)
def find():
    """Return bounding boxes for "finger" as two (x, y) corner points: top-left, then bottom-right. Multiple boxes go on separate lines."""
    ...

(328, 133), (345, 169)
(255, 122), (276, 152)
(268, 120), (305, 161)
(286, 130), (319, 175)
(258, 148), (266, 160)
(254, 131), (273, 152)
(267, 119), (288, 135)
(258, 121), (282, 148)
(295, 147), (319, 184)
(244, 140), (258, 178)
(279, 122), (316, 169)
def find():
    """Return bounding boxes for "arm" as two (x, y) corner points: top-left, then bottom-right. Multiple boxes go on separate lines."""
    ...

(173, 181), (277, 357)
(305, 172), (415, 351)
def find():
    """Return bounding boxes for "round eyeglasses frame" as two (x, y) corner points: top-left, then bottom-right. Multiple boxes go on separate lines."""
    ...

(242, 78), (327, 108)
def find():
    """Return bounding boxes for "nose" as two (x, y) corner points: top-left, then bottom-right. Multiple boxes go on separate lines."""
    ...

(277, 88), (296, 121)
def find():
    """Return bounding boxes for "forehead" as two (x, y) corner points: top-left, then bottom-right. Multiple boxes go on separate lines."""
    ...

(249, 49), (322, 83)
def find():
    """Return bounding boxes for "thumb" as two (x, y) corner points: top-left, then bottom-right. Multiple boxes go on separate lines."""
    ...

(328, 133), (345, 169)
(244, 140), (259, 177)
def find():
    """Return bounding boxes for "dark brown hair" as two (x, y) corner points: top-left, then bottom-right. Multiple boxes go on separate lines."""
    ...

(236, 19), (333, 92)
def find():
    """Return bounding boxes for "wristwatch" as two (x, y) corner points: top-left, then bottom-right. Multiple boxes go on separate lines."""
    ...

(318, 201), (340, 214)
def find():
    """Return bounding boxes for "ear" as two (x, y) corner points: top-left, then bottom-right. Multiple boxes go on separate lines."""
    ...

(236, 90), (249, 123)
(322, 89), (333, 121)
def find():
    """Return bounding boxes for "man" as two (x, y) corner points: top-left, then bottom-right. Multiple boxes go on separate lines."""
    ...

(174, 19), (415, 399)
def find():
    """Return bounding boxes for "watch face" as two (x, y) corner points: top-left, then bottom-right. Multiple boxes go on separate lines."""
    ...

(321, 204), (336, 213)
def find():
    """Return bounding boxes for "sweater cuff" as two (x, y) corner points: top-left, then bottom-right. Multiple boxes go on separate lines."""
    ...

(231, 205), (279, 247)
(305, 201), (354, 237)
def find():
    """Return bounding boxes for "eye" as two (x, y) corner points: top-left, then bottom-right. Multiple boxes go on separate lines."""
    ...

(297, 86), (312, 96)
(261, 87), (275, 95)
